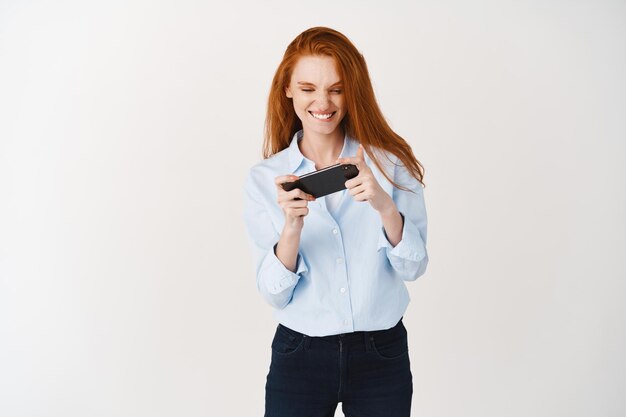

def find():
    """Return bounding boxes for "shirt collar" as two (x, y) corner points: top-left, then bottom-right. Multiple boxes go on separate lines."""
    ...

(287, 129), (357, 174)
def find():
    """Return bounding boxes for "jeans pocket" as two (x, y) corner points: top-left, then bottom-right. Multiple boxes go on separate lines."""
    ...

(271, 325), (305, 356)
(369, 322), (409, 360)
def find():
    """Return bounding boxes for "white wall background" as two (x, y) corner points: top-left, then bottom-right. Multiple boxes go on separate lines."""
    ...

(1, 1), (625, 416)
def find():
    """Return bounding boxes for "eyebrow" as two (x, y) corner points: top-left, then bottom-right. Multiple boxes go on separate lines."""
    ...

(297, 81), (343, 87)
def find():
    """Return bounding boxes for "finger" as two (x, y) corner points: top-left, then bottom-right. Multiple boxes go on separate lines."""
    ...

(345, 168), (372, 186)
(288, 207), (309, 217)
(287, 197), (310, 207)
(352, 188), (369, 202)
(356, 143), (364, 162)
(348, 184), (366, 197)
(279, 188), (314, 202)
(275, 174), (299, 186)
(344, 176), (363, 189)
(288, 188), (315, 201)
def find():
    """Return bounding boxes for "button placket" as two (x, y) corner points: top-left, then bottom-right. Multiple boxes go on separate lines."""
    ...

(331, 222), (352, 331)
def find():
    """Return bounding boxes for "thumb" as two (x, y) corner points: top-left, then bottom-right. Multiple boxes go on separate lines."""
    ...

(357, 144), (364, 161)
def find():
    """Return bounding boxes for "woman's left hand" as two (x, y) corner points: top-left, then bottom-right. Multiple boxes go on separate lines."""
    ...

(336, 144), (396, 214)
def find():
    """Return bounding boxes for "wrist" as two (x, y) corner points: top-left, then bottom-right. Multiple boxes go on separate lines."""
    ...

(377, 197), (398, 218)
(282, 222), (303, 236)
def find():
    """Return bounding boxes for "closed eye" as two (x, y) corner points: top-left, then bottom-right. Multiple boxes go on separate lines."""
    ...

(300, 89), (343, 93)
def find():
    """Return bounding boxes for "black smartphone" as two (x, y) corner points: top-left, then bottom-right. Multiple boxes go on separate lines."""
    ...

(281, 163), (359, 198)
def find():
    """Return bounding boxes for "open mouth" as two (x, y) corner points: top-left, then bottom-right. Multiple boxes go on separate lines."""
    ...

(308, 111), (336, 121)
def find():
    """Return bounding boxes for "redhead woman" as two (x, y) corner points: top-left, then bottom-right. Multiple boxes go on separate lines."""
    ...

(243, 26), (429, 417)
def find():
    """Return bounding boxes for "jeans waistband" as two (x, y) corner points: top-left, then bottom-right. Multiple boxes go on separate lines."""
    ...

(278, 317), (404, 352)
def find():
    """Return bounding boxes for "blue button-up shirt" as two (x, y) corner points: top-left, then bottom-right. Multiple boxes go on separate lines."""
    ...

(243, 129), (429, 336)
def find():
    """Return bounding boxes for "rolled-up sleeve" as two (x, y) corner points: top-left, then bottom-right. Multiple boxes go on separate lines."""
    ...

(243, 169), (308, 309)
(376, 162), (429, 281)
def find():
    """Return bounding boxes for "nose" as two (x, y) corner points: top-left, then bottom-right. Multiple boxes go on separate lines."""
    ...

(315, 91), (331, 109)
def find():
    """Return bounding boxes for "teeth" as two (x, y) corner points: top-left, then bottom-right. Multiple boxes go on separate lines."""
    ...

(310, 112), (333, 120)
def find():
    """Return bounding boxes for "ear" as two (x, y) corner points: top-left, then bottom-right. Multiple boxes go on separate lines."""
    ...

(285, 86), (292, 98)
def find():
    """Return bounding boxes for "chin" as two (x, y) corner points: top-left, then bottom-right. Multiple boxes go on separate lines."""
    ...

(310, 124), (340, 135)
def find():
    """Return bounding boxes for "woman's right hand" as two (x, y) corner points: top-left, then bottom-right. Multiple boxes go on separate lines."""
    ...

(275, 175), (316, 231)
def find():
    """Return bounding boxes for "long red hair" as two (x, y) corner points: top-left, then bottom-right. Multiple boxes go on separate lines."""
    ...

(264, 26), (426, 190)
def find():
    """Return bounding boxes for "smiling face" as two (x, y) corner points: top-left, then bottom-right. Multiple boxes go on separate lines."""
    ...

(285, 55), (346, 138)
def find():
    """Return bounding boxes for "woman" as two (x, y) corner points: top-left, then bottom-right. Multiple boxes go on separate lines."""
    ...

(243, 26), (429, 417)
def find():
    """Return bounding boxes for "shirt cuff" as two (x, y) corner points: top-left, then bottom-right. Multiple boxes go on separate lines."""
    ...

(377, 212), (426, 263)
(260, 243), (308, 295)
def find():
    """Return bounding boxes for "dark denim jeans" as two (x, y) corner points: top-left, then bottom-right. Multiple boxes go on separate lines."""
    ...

(265, 318), (412, 417)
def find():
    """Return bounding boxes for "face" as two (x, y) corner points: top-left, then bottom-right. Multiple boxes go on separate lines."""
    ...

(285, 55), (346, 137)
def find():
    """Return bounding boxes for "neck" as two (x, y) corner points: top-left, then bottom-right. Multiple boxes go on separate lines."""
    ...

(299, 127), (345, 170)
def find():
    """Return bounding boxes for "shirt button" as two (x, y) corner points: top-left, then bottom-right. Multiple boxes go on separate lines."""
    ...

(343, 319), (349, 325)
(332, 228), (338, 234)
(340, 287), (346, 293)
(336, 258), (343, 264)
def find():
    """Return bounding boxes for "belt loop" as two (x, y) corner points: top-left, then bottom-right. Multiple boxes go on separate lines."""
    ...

(304, 335), (312, 350)
(364, 332), (371, 352)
